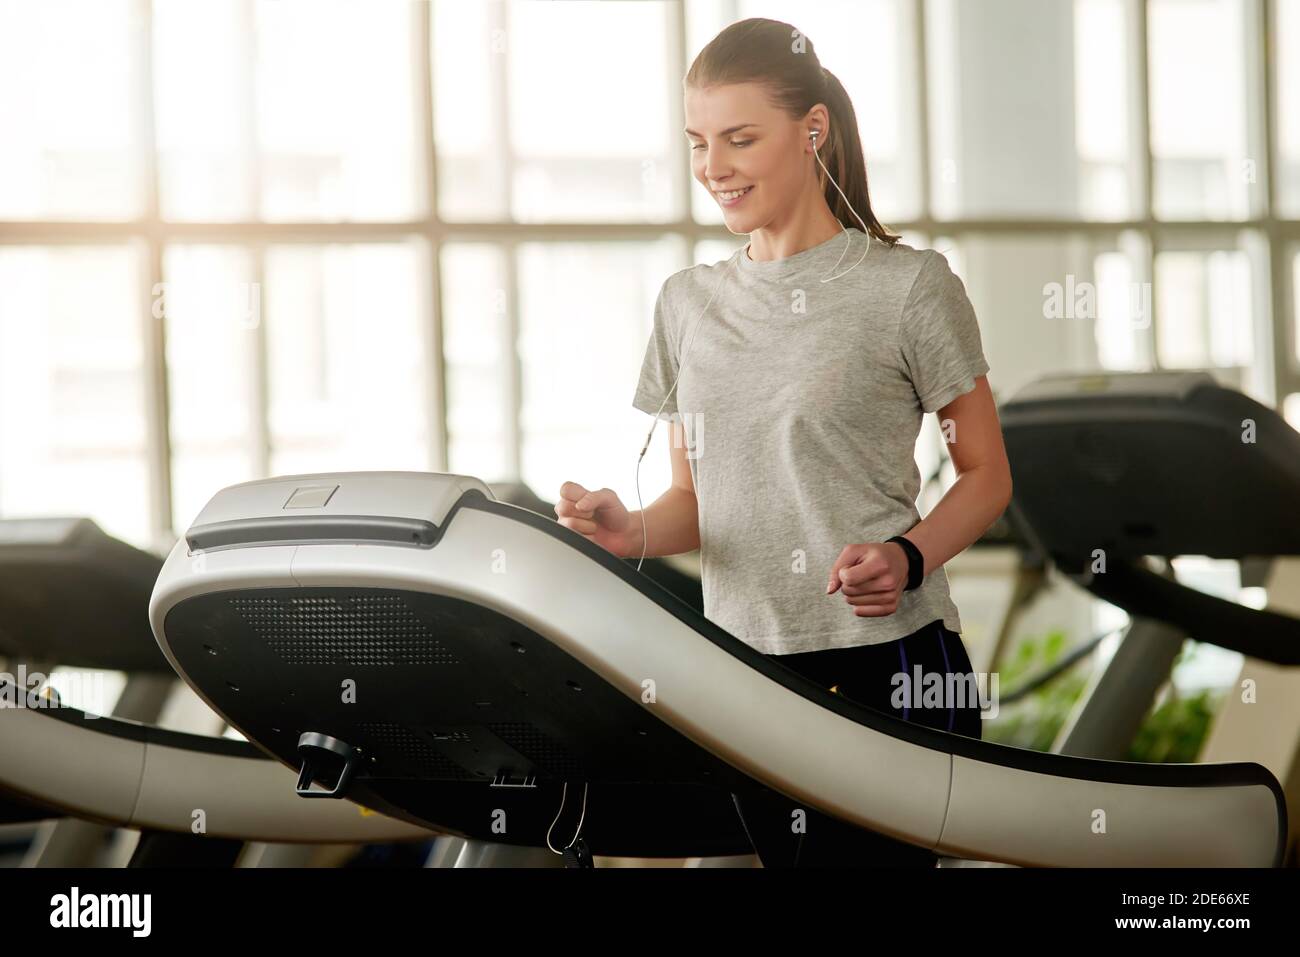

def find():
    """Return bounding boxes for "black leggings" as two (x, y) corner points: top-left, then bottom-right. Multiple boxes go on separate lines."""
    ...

(732, 619), (983, 868)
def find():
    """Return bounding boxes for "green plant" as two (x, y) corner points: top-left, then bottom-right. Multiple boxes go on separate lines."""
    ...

(1126, 642), (1224, 763)
(981, 629), (1090, 752)
(982, 633), (1225, 762)
(1126, 686), (1220, 763)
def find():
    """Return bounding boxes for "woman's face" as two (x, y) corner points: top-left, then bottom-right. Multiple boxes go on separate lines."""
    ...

(684, 82), (809, 233)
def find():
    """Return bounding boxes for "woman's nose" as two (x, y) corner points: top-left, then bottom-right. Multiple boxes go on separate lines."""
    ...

(703, 156), (731, 183)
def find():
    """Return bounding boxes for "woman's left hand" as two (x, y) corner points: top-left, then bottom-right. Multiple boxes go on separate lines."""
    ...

(826, 542), (909, 617)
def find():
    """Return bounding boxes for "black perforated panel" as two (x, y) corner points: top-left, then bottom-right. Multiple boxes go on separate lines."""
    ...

(230, 594), (460, 666)
(356, 722), (474, 780)
(489, 722), (585, 778)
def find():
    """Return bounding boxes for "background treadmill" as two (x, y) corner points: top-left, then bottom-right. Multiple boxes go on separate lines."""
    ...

(0, 516), (432, 866)
(999, 370), (1300, 862)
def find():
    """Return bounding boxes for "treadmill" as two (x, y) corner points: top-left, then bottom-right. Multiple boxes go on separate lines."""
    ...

(1000, 369), (1300, 664)
(147, 470), (1287, 867)
(999, 370), (1300, 769)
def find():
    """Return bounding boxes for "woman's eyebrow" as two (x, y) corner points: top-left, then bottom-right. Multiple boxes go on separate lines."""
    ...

(684, 123), (759, 137)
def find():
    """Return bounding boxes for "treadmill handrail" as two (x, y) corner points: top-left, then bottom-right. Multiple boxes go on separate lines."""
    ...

(448, 489), (1282, 795)
(1074, 560), (1300, 665)
(0, 678), (433, 842)
(454, 491), (1286, 865)
(186, 515), (442, 553)
(0, 677), (267, 758)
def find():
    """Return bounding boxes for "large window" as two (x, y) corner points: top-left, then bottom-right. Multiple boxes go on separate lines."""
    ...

(0, 0), (145, 220)
(153, 0), (423, 222)
(1280, 0), (1300, 216)
(1, 0), (1296, 553)
(0, 245), (151, 546)
(1148, 0), (1257, 220)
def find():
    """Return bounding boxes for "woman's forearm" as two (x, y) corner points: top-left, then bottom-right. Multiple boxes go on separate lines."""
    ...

(903, 465), (1012, 577)
(625, 486), (701, 558)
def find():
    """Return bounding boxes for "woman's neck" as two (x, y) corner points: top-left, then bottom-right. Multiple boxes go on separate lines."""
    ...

(745, 204), (847, 263)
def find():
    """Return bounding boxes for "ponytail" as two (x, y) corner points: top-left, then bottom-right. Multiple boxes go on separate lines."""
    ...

(817, 67), (899, 244)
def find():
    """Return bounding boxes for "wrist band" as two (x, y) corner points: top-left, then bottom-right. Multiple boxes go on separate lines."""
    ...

(886, 535), (925, 591)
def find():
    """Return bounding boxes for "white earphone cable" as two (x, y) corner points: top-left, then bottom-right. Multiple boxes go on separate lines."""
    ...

(545, 780), (590, 855)
(811, 129), (872, 282)
(635, 250), (738, 572)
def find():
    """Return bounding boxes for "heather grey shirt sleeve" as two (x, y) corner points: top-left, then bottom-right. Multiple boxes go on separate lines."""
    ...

(632, 280), (681, 421)
(899, 250), (991, 413)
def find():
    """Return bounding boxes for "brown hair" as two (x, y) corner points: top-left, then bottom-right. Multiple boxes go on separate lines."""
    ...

(684, 18), (900, 246)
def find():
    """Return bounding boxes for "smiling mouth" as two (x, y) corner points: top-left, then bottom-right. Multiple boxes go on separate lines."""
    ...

(715, 186), (753, 200)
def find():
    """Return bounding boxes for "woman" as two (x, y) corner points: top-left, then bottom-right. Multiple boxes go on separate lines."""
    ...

(556, 18), (1011, 867)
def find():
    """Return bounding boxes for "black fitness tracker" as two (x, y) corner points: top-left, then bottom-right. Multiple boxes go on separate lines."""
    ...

(886, 535), (925, 591)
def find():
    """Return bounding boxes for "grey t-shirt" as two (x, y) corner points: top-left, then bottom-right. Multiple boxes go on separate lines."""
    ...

(632, 227), (990, 655)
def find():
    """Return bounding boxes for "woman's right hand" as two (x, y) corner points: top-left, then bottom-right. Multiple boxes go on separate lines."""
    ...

(554, 482), (637, 557)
